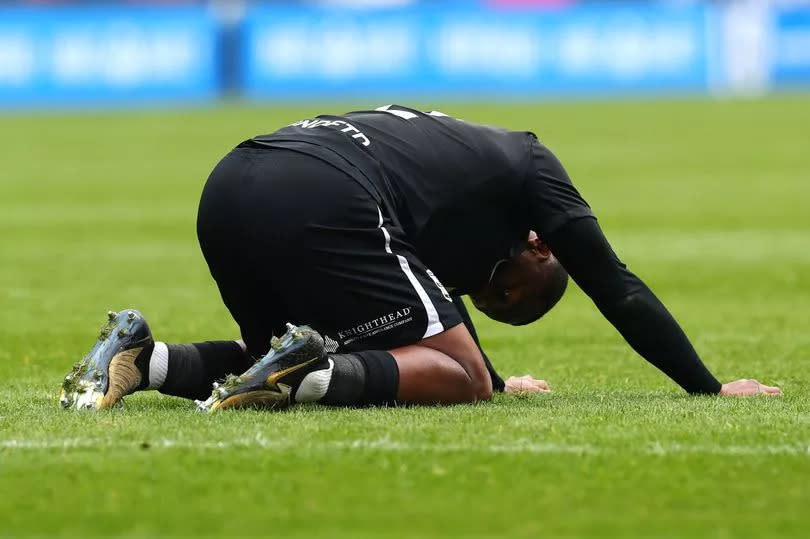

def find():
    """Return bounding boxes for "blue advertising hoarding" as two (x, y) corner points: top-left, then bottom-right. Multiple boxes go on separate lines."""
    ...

(241, 5), (711, 98)
(0, 7), (219, 108)
(0, 3), (808, 108)
(771, 7), (810, 85)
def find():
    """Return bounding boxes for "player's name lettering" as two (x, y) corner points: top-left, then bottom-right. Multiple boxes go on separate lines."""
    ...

(337, 308), (413, 340)
(289, 118), (371, 147)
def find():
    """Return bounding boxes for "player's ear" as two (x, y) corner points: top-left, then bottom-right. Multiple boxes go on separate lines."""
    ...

(526, 231), (551, 259)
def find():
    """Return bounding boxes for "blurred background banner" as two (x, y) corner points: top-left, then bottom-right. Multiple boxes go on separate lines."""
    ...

(0, 5), (219, 108)
(772, 6), (810, 86)
(0, 1), (809, 108)
(242, 4), (709, 98)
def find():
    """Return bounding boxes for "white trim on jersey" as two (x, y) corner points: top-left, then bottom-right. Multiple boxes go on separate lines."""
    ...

(375, 105), (419, 120)
(376, 207), (444, 339)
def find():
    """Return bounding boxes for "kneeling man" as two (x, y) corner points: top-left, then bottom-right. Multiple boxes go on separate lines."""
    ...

(60, 105), (780, 411)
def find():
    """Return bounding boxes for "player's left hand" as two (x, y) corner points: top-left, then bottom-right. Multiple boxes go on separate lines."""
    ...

(719, 378), (782, 396)
(504, 375), (550, 394)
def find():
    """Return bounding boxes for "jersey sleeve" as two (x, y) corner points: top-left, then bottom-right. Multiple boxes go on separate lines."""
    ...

(523, 139), (721, 394)
(545, 218), (721, 394)
(522, 138), (594, 238)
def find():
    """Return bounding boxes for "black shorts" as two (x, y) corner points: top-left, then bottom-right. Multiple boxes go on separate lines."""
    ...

(197, 146), (462, 356)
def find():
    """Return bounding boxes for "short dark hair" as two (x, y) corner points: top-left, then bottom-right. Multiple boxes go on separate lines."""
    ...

(513, 261), (568, 326)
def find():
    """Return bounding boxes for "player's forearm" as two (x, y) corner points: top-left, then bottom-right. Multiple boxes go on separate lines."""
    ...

(597, 284), (721, 394)
(545, 217), (720, 394)
(452, 296), (506, 392)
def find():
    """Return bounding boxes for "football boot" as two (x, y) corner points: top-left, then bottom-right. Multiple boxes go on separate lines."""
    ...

(59, 309), (152, 410)
(196, 323), (327, 412)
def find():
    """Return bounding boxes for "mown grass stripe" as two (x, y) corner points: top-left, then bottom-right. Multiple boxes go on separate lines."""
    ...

(3, 437), (810, 456)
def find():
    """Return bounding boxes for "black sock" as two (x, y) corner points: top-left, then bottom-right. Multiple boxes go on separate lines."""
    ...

(158, 341), (254, 400)
(317, 354), (365, 406)
(316, 351), (399, 407)
(134, 343), (155, 391)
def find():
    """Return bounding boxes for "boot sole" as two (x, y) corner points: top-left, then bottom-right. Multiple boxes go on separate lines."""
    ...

(198, 324), (325, 413)
(60, 310), (152, 410)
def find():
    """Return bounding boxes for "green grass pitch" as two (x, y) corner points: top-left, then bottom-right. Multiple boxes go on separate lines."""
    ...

(1, 96), (809, 538)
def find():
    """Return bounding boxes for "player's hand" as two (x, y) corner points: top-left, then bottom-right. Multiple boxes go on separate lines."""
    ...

(504, 375), (550, 394)
(719, 378), (782, 396)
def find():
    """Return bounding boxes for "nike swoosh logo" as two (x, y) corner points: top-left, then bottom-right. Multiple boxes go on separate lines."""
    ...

(265, 357), (320, 386)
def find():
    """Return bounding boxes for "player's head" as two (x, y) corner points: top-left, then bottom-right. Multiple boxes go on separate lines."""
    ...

(468, 232), (568, 325)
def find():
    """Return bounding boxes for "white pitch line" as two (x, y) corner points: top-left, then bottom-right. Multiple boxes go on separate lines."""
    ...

(2, 436), (810, 456)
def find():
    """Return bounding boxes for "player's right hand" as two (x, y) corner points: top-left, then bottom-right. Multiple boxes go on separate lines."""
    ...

(719, 378), (782, 396)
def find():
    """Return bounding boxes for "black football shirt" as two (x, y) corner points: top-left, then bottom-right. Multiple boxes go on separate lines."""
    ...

(248, 104), (592, 295)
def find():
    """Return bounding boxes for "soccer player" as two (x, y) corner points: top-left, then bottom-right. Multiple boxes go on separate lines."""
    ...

(60, 105), (780, 411)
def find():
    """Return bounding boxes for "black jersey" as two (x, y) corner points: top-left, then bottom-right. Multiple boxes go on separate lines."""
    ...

(247, 105), (591, 294)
